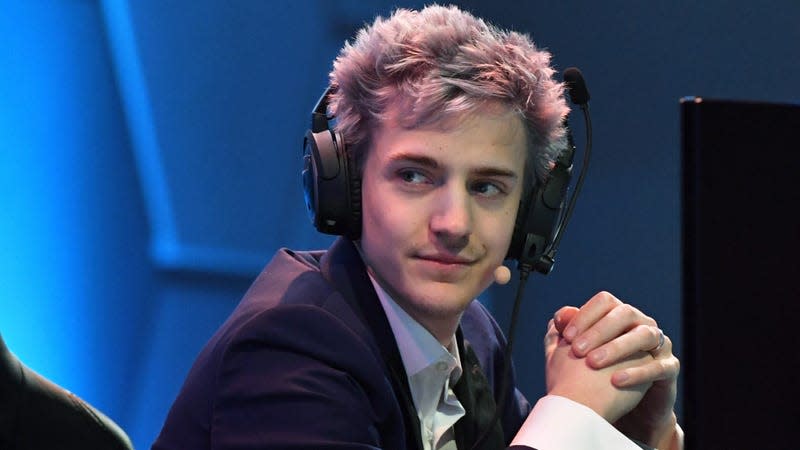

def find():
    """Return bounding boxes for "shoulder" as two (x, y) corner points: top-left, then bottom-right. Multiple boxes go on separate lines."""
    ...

(155, 245), (407, 449)
(461, 300), (507, 353)
(219, 247), (348, 336)
(209, 247), (381, 373)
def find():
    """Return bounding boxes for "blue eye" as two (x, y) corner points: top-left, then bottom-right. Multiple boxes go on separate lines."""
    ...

(471, 181), (503, 197)
(398, 169), (429, 184)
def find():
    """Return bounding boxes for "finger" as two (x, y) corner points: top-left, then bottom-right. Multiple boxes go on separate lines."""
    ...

(553, 306), (579, 334)
(561, 291), (623, 342)
(612, 353), (680, 388)
(649, 328), (667, 356)
(586, 324), (664, 368)
(571, 302), (657, 357)
(544, 319), (561, 355)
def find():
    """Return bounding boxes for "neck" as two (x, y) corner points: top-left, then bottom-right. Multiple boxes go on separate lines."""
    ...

(410, 312), (461, 348)
(362, 263), (462, 348)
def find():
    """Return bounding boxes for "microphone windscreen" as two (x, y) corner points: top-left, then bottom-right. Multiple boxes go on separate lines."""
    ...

(493, 265), (512, 285)
(563, 67), (590, 105)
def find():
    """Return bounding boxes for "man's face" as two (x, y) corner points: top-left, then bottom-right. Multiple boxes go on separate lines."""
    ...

(359, 102), (527, 338)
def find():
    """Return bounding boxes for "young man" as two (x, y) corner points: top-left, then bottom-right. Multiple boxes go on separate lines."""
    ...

(153, 5), (681, 450)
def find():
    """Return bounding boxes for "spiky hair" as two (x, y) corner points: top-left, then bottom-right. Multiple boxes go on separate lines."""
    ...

(329, 4), (570, 184)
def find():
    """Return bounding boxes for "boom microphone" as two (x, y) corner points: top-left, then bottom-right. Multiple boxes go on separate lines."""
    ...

(563, 67), (590, 105)
(471, 66), (594, 450)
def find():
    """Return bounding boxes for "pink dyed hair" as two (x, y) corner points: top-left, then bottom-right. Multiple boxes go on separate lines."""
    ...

(328, 4), (570, 184)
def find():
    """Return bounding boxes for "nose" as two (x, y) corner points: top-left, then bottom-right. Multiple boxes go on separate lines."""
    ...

(429, 183), (472, 247)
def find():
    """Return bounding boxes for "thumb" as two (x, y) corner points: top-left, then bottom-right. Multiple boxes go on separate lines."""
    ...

(544, 319), (560, 356)
(553, 306), (579, 334)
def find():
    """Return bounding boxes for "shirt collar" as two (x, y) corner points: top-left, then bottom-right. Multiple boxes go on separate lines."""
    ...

(367, 273), (461, 379)
(368, 273), (467, 450)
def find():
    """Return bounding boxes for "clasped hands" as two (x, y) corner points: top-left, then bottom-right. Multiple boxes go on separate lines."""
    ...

(545, 291), (682, 449)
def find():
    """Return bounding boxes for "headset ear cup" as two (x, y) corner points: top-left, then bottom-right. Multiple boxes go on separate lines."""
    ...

(339, 131), (362, 240)
(302, 125), (362, 238)
(303, 128), (343, 236)
(508, 162), (571, 273)
(506, 186), (534, 260)
(302, 130), (322, 230)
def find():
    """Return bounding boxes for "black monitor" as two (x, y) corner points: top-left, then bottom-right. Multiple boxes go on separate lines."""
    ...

(681, 97), (800, 450)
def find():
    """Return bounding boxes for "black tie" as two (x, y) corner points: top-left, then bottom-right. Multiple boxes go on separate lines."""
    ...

(452, 338), (505, 450)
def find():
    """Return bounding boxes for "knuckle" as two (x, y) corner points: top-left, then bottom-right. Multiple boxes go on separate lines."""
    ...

(609, 303), (637, 323)
(633, 324), (652, 339)
(595, 291), (621, 307)
(618, 303), (637, 319)
(661, 358), (681, 378)
(650, 326), (662, 341)
(582, 327), (602, 344)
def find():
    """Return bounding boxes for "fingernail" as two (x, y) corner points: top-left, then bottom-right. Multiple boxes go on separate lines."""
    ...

(564, 325), (577, 341)
(575, 338), (588, 353)
(615, 371), (630, 385)
(590, 348), (606, 364)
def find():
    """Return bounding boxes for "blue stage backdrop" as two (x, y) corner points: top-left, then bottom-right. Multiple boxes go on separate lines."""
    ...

(1, 1), (798, 448)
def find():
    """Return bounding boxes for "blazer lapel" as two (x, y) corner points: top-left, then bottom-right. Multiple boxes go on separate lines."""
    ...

(320, 238), (424, 450)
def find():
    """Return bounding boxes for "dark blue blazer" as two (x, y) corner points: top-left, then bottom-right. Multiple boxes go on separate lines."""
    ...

(153, 238), (532, 450)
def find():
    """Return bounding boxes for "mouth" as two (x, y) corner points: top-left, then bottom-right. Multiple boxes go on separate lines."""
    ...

(414, 254), (477, 266)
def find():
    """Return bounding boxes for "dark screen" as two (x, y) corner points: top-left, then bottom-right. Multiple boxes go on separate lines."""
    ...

(681, 97), (800, 450)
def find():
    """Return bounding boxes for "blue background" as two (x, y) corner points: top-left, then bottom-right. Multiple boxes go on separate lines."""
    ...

(1, 1), (798, 448)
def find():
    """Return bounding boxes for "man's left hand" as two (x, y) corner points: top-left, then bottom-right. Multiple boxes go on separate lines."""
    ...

(553, 291), (681, 448)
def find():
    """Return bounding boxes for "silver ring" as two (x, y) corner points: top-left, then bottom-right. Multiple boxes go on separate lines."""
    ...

(652, 329), (665, 352)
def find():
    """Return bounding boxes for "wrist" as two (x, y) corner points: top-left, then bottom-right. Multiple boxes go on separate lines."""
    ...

(653, 413), (683, 450)
(547, 387), (616, 422)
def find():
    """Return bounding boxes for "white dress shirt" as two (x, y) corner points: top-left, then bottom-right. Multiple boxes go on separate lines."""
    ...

(371, 275), (465, 450)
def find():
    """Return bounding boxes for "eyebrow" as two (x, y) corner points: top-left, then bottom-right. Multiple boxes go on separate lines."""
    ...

(388, 152), (519, 179)
(472, 166), (518, 179)
(388, 153), (439, 168)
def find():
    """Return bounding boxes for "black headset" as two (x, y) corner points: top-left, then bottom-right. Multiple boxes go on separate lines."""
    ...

(302, 68), (590, 274)
(302, 87), (362, 240)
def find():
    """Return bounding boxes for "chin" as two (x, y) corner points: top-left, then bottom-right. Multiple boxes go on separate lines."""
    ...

(402, 283), (479, 318)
